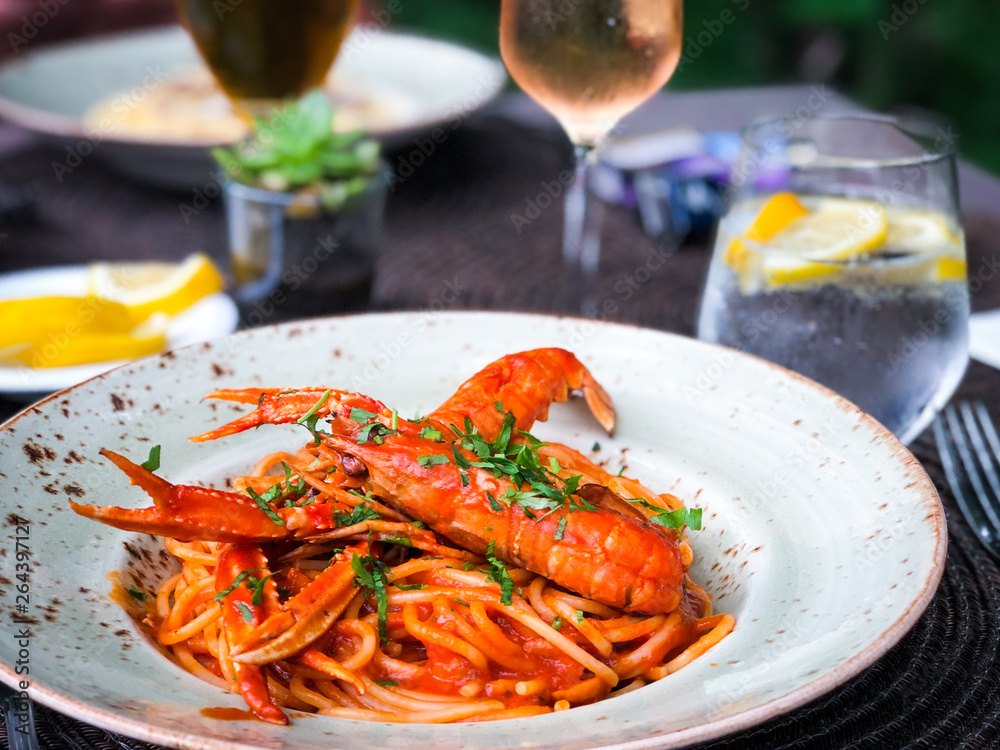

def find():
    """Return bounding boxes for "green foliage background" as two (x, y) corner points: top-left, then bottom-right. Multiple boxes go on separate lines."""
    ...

(380, 0), (1000, 176)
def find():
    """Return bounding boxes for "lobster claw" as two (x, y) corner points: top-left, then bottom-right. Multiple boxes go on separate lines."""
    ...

(428, 348), (616, 441)
(69, 450), (290, 543)
(230, 545), (364, 666)
(191, 388), (387, 443)
(216, 546), (288, 725)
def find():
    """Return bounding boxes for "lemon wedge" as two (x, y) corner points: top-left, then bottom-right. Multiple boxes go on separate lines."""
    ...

(2, 329), (166, 369)
(0, 297), (137, 349)
(0, 296), (167, 368)
(884, 208), (966, 283)
(86, 253), (224, 320)
(726, 192), (809, 275)
(728, 196), (889, 290)
(885, 208), (959, 250)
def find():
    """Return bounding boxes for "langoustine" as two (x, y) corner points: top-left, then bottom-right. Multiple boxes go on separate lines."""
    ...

(70, 348), (718, 723)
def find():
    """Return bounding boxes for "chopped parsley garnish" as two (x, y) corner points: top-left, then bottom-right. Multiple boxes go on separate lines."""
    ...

(333, 503), (382, 527)
(395, 582), (426, 591)
(235, 602), (254, 623)
(463, 561), (476, 571)
(381, 536), (413, 547)
(551, 615), (563, 631)
(448, 410), (589, 522)
(575, 609), (586, 627)
(592, 442), (601, 452)
(357, 421), (396, 445)
(417, 454), (450, 468)
(127, 585), (147, 601)
(245, 487), (286, 526)
(419, 426), (443, 442)
(140, 445), (161, 472)
(351, 554), (390, 643)
(484, 541), (514, 605)
(628, 498), (703, 530)
(486, 491), (503, 512)
(617, 465), (627, 477)
(279, 462), (311, 506)
(349, 406), (377, 423)
(451, 444), (470, 469)
(652, 506), (703, 530)
(554, 516), (567, 541)
(452, 598), (470, 607)
(245, 573), (273, 606)
(460, 471), (470, 487)
(296, 390), (332, 445)
(214, 568), (264, 601)
(494, 400), (504, 413)
(373, 679), (398, 687)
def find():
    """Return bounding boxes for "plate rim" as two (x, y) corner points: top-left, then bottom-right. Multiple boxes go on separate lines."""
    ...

(0, 310), (947, 750)
(0, 24), (507, 147)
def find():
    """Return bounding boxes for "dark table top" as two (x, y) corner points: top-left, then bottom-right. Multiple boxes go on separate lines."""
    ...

(1, 87), (999, 749)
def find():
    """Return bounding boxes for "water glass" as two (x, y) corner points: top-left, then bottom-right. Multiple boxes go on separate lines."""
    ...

(697, 114), (969, 444)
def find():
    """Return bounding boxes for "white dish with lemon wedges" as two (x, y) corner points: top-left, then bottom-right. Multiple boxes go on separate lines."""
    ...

(0, 254), (237, 399)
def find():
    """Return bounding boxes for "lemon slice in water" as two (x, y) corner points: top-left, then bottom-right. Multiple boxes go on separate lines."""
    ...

(728, 195), (889, 291)
(884, 208), (966, 283)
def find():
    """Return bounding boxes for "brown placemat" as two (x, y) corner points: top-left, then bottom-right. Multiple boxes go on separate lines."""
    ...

(0, 110), (999, 748)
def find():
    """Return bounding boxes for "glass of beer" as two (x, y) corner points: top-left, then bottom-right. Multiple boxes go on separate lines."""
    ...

(175, 0), (359, 116)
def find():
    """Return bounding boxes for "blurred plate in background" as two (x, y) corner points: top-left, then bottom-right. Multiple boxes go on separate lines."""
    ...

(0, 26), (506, 187)
(0, 265), (238, 401)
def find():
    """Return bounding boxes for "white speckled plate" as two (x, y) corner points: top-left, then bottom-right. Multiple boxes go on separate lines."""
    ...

(0, 312), (944, 750)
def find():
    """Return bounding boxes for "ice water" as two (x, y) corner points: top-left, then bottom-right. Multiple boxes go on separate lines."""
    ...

(698, 196), (970, 443)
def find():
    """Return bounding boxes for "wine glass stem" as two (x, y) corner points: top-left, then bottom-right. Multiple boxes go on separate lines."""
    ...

(563, 144), (603, 284)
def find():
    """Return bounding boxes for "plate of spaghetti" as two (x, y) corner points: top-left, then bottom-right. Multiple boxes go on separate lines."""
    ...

(0, 312), (945, 750)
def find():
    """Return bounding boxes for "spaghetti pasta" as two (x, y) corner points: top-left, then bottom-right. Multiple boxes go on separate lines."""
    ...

(73, 349), (737, 725)
(126, 442), (734, 725)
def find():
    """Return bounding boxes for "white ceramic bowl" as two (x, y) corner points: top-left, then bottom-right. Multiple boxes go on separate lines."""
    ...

(0, 27), (506, 187)
(0, 312), (944, 749)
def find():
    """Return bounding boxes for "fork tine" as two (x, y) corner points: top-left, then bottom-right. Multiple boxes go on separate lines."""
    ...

(944, 404), (1000, 534)
(957, 402), (1000, 533)
(934, 405), (1000, 559)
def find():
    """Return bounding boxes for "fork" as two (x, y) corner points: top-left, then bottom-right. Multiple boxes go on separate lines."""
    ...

(934, 401), (1000, 561)
(0, 681), (40, 750)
